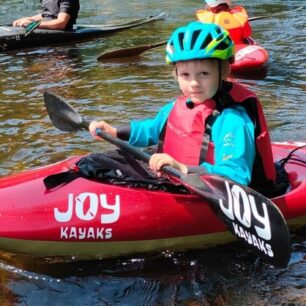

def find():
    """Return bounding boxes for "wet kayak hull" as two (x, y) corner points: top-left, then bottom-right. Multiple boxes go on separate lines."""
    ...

(0, 142), (305, 259)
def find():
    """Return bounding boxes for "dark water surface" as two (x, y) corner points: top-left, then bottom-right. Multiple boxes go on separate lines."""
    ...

(0, 0), (305, 305)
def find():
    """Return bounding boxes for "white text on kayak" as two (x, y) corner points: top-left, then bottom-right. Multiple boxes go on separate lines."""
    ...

(54, 193), (120, 224)
(60, 227), (112, 240)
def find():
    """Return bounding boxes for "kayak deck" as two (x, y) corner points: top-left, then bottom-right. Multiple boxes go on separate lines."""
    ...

(231, 43), (269, 72)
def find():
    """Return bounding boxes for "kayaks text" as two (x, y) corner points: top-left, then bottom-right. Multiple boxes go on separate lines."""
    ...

(54, 193), (120, 240)
(219, 181), (273, 257)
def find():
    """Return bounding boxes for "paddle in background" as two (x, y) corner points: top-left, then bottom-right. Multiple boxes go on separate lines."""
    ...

(97, 6), (303, 61)
(43, 91), (291, 268)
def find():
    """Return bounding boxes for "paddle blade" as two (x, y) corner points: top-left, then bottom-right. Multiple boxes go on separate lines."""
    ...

(44, 91), (87, 132)
(180, 173), (291, 268)
(24, 20), (41, 37)
(97, 45), (151, 61)
(97, 41), (166, 61)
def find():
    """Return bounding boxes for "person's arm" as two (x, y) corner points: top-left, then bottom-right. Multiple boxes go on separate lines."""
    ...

(36, 12), (71, 30)
(243, 21), (252, 39)
(39, 0), (77, 30)
(232, 6), (252, 39)
(13, 0), (74, 30)
(13, 14), (43, 27)
(88, 102), (173, 145)
(200, 106), (256, 185)
(13, 12), (70, 29)
(129, 102), (174, 147)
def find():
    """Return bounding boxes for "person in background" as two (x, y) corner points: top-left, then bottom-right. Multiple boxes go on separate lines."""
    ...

(89, 21), (279, 196)
(13, 0), (80, 31)
(196, 0), (253, 44)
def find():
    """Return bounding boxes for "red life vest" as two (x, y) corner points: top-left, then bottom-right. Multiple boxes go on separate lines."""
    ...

(162, 97), (216, 165)
(160, 82), (276, 183)
(196, 6), (252, 44)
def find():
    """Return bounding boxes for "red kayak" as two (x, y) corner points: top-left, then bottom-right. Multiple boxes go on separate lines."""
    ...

(231, 43), (269, 72)
(195, 9), (269, 73)
(0, 141), (305, 260)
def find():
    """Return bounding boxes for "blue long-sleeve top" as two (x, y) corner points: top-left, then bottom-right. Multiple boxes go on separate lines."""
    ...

(126, 101), (255, 185)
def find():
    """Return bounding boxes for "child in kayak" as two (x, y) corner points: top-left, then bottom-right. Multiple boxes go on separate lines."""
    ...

(13, 0), (80, 30)
(89, 21), (276, 194)
(196, 0), (253, 44)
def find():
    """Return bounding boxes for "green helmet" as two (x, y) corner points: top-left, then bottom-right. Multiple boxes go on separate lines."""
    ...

(166, 21), (234, 64)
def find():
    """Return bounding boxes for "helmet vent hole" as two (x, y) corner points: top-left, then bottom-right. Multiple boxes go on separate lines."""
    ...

(200, 33), (213, 50)
(178, 32), (185, 50)
(217, 41), (228, 50)
(191, 30), (201, 49)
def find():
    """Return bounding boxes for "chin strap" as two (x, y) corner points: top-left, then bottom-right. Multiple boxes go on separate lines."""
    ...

(218, 60), (222, 90)
(213, 80), (234, 110)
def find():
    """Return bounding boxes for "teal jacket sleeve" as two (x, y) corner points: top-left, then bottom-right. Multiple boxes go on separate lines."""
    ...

(129, 102), (255, 186)
(202, 105), (256, 185)
(129, 102), (174, 146)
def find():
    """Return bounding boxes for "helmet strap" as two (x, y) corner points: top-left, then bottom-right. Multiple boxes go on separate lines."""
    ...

(213, 79), (233, 110)
(213, 60), (229, 105)
(218, 60), (222, 90)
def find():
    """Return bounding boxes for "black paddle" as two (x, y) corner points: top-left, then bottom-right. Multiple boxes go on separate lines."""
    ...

(97, 6), (303, 61)
(247, 6), (303, 22)
(43, 91), (291, 268)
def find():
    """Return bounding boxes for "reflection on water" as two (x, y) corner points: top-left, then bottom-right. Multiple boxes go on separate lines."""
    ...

(0, 0), (306, 305)
(1, 233), (306, 305)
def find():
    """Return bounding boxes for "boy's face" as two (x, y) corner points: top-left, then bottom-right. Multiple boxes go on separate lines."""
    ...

(176, 59), (226, 104)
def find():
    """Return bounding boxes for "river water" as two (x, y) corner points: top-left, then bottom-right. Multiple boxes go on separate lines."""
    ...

(0, 0), (305, 305)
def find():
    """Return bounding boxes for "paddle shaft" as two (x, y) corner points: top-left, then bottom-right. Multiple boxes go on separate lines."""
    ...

(248, 6), (303, 21)
(80, 120), (182, 178)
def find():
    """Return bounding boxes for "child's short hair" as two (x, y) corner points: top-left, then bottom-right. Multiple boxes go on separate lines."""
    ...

(172, 58), (231, 79)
